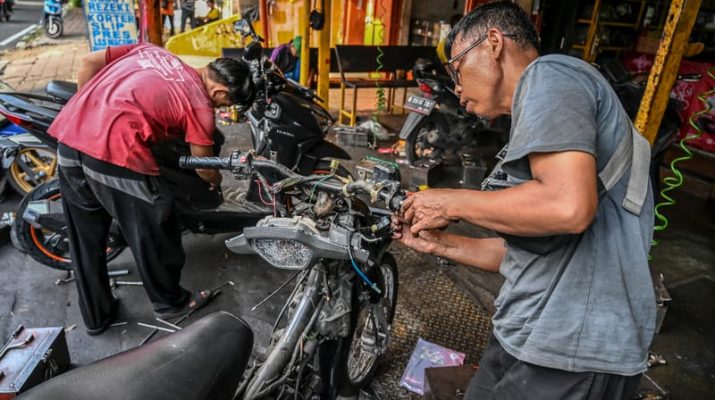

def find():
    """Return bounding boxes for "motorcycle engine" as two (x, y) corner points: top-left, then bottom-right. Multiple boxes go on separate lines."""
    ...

(317, 268), (353, 339)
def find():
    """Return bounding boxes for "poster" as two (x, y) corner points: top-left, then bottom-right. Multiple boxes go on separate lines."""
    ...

(85, 0), (138, 51)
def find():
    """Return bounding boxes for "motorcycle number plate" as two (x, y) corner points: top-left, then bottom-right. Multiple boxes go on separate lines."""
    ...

(404, 96), (436, 115)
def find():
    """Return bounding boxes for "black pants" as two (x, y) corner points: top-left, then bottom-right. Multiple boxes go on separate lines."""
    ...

(180, 7), (194, 32)
(162, 13), (175, 35)
(58, 144), (189, 331)
(466, 334), (642, 400)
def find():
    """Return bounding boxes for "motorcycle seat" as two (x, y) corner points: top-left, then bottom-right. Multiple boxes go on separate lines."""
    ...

(45, 80), (77, 102)
(18, 311), (254, 400)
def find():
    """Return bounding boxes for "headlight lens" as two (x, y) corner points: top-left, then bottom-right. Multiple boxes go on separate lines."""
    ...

(253, 239), (313, 270)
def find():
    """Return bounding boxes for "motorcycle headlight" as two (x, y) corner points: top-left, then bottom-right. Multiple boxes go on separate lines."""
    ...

(252, 239), (314, 270)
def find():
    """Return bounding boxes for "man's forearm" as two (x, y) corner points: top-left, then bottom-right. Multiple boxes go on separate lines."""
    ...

(433, 234), (506, 272)
(77, 50), (108, 89)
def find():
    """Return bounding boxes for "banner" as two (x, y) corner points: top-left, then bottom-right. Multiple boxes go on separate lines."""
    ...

(85, 0), (138, 51)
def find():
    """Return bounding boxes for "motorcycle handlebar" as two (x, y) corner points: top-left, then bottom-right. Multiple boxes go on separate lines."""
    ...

(180, 155), (405, 211)
(178, 156), (232, 170)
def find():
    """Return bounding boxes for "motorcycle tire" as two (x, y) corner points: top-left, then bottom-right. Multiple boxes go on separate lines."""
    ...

(338, 252), (399, 395)
(12, 179), (126, 271)
(45, 17), (63, 39)
(7, 147), (57, 195)
(405, 113), (450, 166)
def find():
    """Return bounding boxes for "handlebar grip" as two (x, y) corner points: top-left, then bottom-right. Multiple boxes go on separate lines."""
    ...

(178, 156), (231, 170)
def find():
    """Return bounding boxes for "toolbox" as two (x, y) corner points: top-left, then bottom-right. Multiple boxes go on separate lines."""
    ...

(0, 327), (70, 399)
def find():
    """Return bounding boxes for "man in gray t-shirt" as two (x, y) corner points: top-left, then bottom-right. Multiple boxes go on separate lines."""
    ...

(393, 3), (655, 399)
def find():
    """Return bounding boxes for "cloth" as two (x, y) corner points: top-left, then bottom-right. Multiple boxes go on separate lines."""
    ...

(465, 334), (642, 400)
(270, 43), (298, 74)
(487, 54), (656, 375)
(181, 0), (195, 11)
(48, 44), (214, 176)
(58, 144), (189, 331)
(161, 0), (174, 15)
(205, 7), (219, 22)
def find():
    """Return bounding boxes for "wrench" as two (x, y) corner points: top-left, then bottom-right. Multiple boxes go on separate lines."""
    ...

(0, 325), (24, 357)
(0, 333), (35, 361)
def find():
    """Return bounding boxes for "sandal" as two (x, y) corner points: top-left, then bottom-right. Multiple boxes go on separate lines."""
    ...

(154, 289), (214, 320)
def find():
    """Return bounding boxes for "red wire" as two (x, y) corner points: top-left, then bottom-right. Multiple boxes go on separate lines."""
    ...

(255, 179), (277, 216)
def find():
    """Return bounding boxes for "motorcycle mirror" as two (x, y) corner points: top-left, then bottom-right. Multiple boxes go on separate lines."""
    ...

(244, 42), (263, 61)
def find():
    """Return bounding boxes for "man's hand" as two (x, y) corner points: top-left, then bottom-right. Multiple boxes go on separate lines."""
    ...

(198, 169), (222, 191)
(401, 189), (459, 234)
(391, 214), (448, 255)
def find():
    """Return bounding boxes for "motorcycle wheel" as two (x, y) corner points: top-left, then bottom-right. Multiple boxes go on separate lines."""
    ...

(405, 114), (450, 166)
(13, 179), (126, 271)
(7, 147), (57, 195)
(340, 253), (399, 392)
(45, 17), (63, 38)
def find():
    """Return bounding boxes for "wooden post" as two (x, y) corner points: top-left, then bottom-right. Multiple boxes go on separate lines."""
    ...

(635, 0), (702, 144)
(317, 0), (331, 106)
(259, 0), (270, 46)
(145, 0), (162, 46)
(299, 0), (311, 87)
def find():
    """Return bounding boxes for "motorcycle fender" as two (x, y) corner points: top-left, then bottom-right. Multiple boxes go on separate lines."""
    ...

(308, 140), (351, 161)
(399, 113), (426, 139)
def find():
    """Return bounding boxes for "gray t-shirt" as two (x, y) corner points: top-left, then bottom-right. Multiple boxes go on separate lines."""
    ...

(489, 54), (656, 375)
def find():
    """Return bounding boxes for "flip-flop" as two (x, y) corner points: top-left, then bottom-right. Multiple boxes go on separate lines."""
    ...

(155, 289), (214, 320)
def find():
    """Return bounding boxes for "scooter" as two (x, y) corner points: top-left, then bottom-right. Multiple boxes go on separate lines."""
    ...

(19, 152), (406, 400)
(398, 58), (508, 169)
(0, 37), (350, 270)
(43, 0), (63, 38)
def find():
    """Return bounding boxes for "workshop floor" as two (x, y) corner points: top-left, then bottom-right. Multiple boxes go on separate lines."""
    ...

(0, 117), (713, 399)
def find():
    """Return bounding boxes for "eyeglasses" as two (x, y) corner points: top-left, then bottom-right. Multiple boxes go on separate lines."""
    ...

(444, 33), (516, 85)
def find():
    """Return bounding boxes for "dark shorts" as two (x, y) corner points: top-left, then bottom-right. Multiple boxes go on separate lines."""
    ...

(466, 334), (642, 400)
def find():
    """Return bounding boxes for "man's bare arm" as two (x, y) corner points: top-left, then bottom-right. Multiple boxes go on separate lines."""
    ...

(404, 151), (599, 236)
(77, 50), (108, 90)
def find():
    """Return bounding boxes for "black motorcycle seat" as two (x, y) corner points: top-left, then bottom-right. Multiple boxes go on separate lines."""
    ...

(18, 311), (254, 400)
(45, 80), (77, 102)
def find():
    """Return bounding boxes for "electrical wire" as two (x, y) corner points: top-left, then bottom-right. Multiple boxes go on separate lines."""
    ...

(651, 66), (715, 251)
(348, 231), (382, 295)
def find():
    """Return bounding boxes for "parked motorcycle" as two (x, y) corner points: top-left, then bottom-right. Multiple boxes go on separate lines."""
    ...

(0, 82), (57, 198)
(0, 34), (350, 270)
(182, 151), (402, 399)
(19, 153), (405, 400)
(43, 0), (63, 38)
(399, 58), (508, 169)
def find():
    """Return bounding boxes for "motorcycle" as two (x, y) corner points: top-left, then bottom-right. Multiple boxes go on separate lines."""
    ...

(19, 153), (406, 400)
(0, 31), (350, 270)
(398, 58), (508, 169)
(0, 82), (57, 198)
(43, 0), (63, 38)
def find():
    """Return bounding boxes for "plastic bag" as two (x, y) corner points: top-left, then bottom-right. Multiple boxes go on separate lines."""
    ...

(399, 338), (465, 395)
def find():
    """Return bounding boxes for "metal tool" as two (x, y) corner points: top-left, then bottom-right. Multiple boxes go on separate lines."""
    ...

(138, 290), (223, 346)
(0, 333), (35, 361)
(155, 318), (182, 331)
(109, 279), (143, 289)
(107, 269), (130, 277)
(0, 325), (24, 359)
(210, 281), (235, 292)
(137, 322), (175, 334)
(54, 271), (74, 285)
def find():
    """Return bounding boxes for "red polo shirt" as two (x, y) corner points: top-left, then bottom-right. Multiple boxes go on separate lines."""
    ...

(48, 44), (215, 175)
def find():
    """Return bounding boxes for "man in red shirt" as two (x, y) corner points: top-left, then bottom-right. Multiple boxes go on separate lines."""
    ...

(49, 43), (254, 335)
